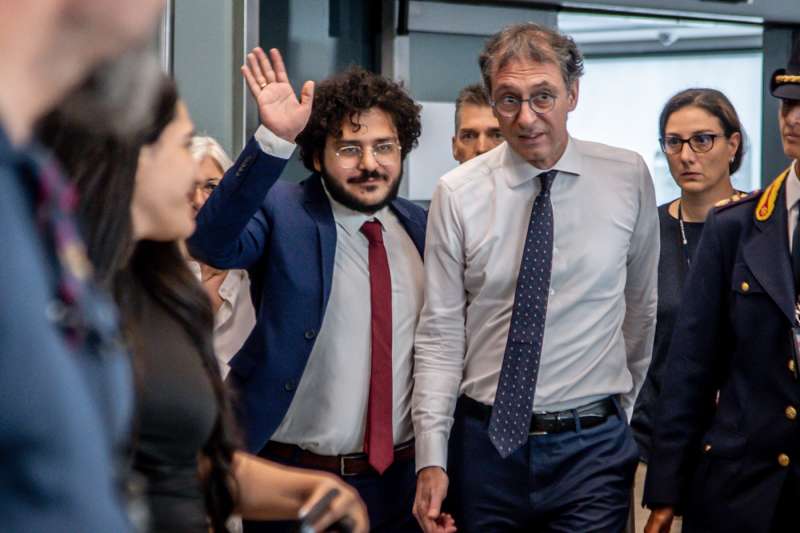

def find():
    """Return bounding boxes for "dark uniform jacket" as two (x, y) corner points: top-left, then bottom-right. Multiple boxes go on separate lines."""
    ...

(644, 168), (800, 533)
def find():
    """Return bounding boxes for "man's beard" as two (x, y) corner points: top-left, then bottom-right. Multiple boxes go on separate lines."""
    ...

(320, 163), (403, 214)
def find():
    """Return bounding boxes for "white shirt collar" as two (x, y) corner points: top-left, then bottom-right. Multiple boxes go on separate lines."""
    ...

(499, 136), (583, 189)
(786, 161), (800, 212)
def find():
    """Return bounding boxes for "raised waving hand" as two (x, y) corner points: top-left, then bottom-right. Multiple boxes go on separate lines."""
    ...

(241, 47), (314, 142)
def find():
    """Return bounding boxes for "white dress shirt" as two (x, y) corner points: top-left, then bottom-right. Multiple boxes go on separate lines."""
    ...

(784, 162), (800, 251)
(413, 138), (659, 470)
(254, 127), (425, 455)
(188, 262), (256, 379)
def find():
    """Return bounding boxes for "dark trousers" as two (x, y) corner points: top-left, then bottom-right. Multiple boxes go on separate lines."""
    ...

(447, 396), (639, 533)
(242, 447), (420, 533)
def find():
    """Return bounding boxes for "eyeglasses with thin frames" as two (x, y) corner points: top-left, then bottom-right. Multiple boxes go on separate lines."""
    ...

(334, 142), (401, 169)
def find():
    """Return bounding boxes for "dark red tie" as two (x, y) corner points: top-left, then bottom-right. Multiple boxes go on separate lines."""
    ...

(360, 220), (393, 474)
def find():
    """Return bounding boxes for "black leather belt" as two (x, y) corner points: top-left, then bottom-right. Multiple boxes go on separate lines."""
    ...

(459, 395), (617, 435)
(261, 440), (414, 477)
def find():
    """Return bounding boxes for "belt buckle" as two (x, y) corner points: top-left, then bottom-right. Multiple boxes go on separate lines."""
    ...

(528, 414), (548, 436)
(555, 411), (567, 432)
(339, 455), (359, 477)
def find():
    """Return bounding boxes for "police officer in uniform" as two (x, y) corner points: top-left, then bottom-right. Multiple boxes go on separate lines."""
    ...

(643, 38), (800, 533)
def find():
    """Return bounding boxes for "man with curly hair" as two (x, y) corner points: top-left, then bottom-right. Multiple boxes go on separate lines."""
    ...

(188, 47), (429, 532)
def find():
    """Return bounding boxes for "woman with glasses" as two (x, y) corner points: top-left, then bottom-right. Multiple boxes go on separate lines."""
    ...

(630, 88), (746, 532)
(188, 135), (257, 380)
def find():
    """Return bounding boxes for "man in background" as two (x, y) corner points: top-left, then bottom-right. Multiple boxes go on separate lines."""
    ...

(452, 83), (504, 164)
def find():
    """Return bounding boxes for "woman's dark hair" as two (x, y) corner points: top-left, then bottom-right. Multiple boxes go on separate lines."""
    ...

(38, 76), (239, 532)
(295, 65), (422, 172)
(37, 120), (139, 287)
(659, 88), (746, 175)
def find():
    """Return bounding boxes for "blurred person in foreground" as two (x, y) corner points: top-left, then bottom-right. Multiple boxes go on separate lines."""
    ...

(0, 0), (165, 530)
(41, 74), (368, 533)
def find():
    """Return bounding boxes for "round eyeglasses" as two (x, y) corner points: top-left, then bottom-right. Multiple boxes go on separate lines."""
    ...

(334, 142), (401, 169)
(491, 92), (558, 118)
(660, 133), (724, 155)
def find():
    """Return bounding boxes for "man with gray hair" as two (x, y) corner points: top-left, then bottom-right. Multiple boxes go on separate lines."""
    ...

(452, 83), (504, 164)
(412, 22), (658, 532)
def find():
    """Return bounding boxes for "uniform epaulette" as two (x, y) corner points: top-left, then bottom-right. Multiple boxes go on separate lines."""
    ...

(713, 190), (759, 213)
(754, 167), (792, 221)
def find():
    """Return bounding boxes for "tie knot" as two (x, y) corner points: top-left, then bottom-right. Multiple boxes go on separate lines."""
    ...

(538, 170), (557, 194)
(360, 220), (383, 244)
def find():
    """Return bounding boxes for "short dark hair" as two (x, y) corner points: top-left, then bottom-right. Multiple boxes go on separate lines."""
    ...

(454, 83), (491, 131)
(659, 88), (747, 175)
(296, 66), (422, 172)
(479, 22), (584, 95)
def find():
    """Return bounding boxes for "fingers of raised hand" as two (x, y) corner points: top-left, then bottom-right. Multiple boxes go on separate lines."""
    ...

(268, 48), (290, 84)
(241, 65), (262, 96)
(246, 52), (264, 87)
(254, 47), (277, 85)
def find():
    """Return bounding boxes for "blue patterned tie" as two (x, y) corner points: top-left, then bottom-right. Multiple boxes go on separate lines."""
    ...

(489, 170), (556, 458)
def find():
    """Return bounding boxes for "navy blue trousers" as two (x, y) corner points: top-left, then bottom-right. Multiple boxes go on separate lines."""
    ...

(242, 450), (420, 533)
(447, 396), (639, 533)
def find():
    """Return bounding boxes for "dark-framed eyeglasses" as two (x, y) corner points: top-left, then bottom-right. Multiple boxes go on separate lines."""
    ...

(660, 133), (725, 155)
(491, 92), (558, 118)
(334, 142), (401, 169)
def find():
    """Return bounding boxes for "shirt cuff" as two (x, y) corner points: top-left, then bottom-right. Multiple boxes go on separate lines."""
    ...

(414, 431), (449, 473)
(254, 125), (296, 160)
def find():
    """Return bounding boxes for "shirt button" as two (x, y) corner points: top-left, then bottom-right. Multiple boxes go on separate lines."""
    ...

(786, 406), (797, 420)
(284, 379), (298, 392)
(304, 329), (316, 340)
(740, 281), (750, 292)
(789, 359), (797, 374)
(778, 453), (791, 467)
(703, 443), (712, 453)
(549, 288), (555, 296)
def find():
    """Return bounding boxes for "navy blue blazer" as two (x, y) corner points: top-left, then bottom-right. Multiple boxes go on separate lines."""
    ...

(188, 137), (427, 453)
(643, 169), (800, 532)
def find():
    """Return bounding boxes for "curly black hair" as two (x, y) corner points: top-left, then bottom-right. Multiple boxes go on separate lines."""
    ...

(296, 66), (422, 172)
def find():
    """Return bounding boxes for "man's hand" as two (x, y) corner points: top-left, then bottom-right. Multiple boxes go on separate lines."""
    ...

(644, 507), (675, 533)
(241, 47), (313, 143)
(413, 467), (457, 533)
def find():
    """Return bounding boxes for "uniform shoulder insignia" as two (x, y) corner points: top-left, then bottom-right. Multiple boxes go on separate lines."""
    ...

(755, 167), (792, 221)
(714, 190), (759, 213)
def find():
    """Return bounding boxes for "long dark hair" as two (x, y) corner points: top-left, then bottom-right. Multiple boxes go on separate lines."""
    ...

(38, 76), (239, 532)
(659, 88), (747, 175)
